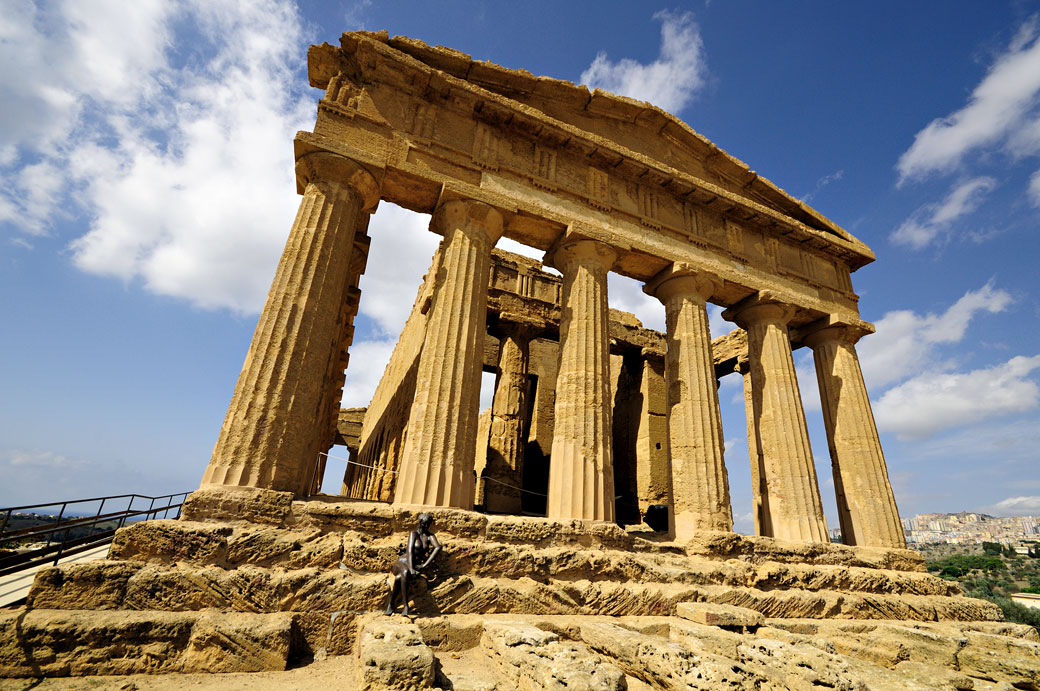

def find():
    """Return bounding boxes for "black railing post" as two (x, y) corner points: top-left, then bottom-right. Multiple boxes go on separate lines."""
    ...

(44, 502), (68, 549)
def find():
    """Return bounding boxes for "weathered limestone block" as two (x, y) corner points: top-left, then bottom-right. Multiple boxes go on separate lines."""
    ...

(395, 200), (504, 509)
(119, 564), (387, 613)
(546, 238), (618, 521)
(736, 636), (871, 690)
(0, 610), (293, 677)
(27, 561), (143, 610)
(423, 574), (706, 617)
(676, 601), (764, 628)
(122, 564), (272, 611)
(225, 526), (343, 569)
(763, 619), (964, 669)
(0, 609), (194, 677)
(580, 619), (758, 689)
(957, 630), (1040, 688)
(685, 584), (1002, 622)
(356, 616), (435, 691)
(290, 497), (397, 536)
(181, 485), (294, 526)
(747, 561), (958, 596)
(765, 619), (1040, 689)
(684, 530), (926, 571)
(481, 620), (625, 691)
(277, 569), (388, 613)
(484, 514), (632, 549)
(181, 611), (293, 673)
(109, 520), (231, 565)
(894, 661), (975, 691)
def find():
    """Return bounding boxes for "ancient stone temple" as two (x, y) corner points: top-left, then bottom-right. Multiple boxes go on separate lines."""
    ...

(4, 31), (1038, 688)
(200, 28), (905, 548)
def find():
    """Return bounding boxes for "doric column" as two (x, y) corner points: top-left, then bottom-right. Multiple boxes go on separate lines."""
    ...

(736, 358), (769, 537)
(723, 295), (828, 543)
(546, 238), (617, 521)
(803, 321), (906, 548)
(645, 265), (731, 538)
(201, 152), (379, 495)
(393, 200), (503, 508)
(482, 318), (538, 514)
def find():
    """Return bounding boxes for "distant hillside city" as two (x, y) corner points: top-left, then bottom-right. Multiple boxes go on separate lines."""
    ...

(901, 512), (1040, 549)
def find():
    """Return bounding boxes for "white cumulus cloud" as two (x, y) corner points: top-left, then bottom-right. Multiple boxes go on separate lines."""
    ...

(580, 10), (707, 114)
(891, 176), (997, 249)
(1, 0), (314, 313)
(896, 18), (1040, 183)
(874, 354), (1040, 441)
(858, 282), (1013, 390)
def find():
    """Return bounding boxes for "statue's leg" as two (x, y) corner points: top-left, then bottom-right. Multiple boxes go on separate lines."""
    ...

(400, 571), (411, 616)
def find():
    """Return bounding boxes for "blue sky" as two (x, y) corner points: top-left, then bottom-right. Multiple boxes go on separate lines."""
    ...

(1, 1), (1038, 531)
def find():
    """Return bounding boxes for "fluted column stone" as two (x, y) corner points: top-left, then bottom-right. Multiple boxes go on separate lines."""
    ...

(546, 238), (617, 521)
(483, 319), (537, 514)
(393, 200), (503, 509)
(737, 358), (769, 537)
(645, 265), (731, 538)
(724, 296), (828, 543)
(201, 152), (380, 495)
(804, 323), (906, 548)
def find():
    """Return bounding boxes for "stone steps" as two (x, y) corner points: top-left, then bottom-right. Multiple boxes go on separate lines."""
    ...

(180, 486), (929, 571)
(29, 560), (993, 625)
(103, 517), (952, 598)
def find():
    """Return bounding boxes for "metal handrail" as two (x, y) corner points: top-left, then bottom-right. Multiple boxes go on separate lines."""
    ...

(0, 491), (190, 577)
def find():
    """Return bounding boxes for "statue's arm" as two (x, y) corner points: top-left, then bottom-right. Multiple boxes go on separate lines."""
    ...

(420, 533), (442, 570)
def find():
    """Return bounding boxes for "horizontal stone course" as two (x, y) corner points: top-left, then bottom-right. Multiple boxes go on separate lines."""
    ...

(0, 609), (294, 677)
(684, 584), (1002, 622)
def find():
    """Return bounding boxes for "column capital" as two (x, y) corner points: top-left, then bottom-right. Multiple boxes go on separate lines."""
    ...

(643, 262), (719, 304)
(295, 152), (381, 212)
(722, 292), (795, 329)
(431, 199), (505, 245)
(800, 316), (875, 349)
(545, 236), (618, 274)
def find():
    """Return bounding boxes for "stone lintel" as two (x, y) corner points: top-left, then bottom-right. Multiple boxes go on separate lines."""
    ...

(490, 310), (550, 339)
(711, 328), (748, 376)
(335, 407), (366, 449)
